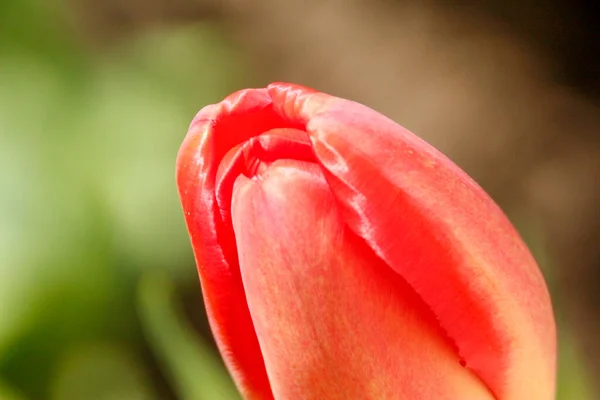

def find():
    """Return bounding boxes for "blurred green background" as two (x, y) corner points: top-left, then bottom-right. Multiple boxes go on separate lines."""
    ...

(0, 1), (244, 398)
(0, 0), (598, 399)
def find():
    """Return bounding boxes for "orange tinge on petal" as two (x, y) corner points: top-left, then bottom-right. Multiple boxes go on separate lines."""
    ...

(176, 83), (557, 400)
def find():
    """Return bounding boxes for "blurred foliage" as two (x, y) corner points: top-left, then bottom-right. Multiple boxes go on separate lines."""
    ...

(0, 0), (243, 398)
(138, 273), (241, 400)
(0, 0), (595, 399)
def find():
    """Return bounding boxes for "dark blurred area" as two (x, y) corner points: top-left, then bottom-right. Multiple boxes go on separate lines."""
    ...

(0, 0), (598, 399)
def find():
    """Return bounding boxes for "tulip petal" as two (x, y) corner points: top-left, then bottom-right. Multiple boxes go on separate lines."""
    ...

(231, 159), (495, 400)
(177, 88), (285, 399)
(264, 89), (555, 399)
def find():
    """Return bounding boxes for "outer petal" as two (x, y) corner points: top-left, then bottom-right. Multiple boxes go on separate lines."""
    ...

(231, 159), (495, 400)
(177, 88), (292, 399)
(265, 83), (556, 399)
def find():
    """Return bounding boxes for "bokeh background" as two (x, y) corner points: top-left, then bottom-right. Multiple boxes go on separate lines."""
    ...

(1, 0), (599, 399)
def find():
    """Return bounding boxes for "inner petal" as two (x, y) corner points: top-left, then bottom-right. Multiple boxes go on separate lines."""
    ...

(230, 160), (495, 400)
(215, 128), (315, 227)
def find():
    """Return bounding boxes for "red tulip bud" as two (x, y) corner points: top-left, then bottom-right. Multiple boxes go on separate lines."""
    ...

(176, 83), (556, 400)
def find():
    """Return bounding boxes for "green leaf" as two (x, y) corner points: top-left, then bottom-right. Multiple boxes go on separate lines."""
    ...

(137, 272), (241, 400)
(0, 378), (26, 400)
(49, 342), (157, 400)
(556, 329), (595, 400)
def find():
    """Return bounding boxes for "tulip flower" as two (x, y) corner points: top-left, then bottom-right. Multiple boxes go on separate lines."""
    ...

(176, 83), (556, 400)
